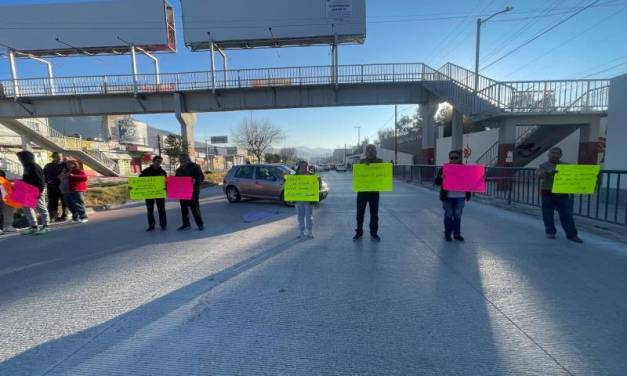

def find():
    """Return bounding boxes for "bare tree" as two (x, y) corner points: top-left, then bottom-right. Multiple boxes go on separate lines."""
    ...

(232, 118), (285, 163)
(279, 147), (298, 163)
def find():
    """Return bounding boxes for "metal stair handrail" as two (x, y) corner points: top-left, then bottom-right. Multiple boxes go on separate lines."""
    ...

(474, 125), (540, 166)
(13, 118), (119, 174)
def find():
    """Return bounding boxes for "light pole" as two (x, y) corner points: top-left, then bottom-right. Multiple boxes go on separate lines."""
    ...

(394, 105), (398, 165)
(475, 6), (513, 92)
(355, 126), (361, 151)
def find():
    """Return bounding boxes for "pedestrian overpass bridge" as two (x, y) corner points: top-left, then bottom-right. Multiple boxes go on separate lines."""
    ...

(0, 62), (611, 176)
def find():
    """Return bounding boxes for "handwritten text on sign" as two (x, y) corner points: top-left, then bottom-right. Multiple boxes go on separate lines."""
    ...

(443, 164), (486, 193)
(552, 164), (600, 195)
(8, 180), (40, 208)
(284, 175), (319, 202)
(128, 176), (166, 200)
(166, 176), (193, 200)
(353, 163), (393, 192)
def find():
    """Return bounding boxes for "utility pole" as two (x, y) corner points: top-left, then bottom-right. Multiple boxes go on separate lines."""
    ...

(394, 105), (398, 165)
(474, 6), (513, 92)
(157, 135), (162, 156)
(355, 126), (361, 151)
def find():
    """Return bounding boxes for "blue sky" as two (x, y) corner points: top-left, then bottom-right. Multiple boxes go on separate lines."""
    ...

(1, 0), (626, 149)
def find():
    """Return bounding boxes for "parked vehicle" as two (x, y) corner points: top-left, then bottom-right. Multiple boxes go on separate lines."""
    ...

(223, 164), (329, 205)
(336, 163), (347, 172)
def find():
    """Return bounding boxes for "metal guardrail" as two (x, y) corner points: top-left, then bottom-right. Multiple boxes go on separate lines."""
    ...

(0, 154), (23, 176)
(0, 62), (610, 115)
(394, 165), (627, 226)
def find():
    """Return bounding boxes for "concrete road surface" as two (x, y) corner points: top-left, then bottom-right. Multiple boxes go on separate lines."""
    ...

(1, 172), (626, 375)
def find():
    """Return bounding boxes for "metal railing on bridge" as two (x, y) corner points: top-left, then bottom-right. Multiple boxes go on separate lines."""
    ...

(393, 165), (627, 226)
(0, 62), (610, 116)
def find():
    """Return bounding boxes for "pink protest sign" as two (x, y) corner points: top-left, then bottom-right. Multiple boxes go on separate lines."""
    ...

(167, 176), (193, 200)
(443, 164), (486, 193)
(8, 180), (40, 208)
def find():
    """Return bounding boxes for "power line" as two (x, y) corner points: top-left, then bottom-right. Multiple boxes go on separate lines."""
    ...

(481, 0), (564, 63)
(480, 0), (602, 72)
(504, 5), (627, 77)
(584, 61), (627, 77)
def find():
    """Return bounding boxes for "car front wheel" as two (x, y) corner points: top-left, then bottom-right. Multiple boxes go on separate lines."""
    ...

(226, 186), (241, 203)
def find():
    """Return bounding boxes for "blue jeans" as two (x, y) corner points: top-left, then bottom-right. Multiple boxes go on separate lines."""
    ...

(541, 193), (578, 238)
(295, 202), (314, 234)
(443, 198), (465, 236)
(65, 192), (87, 220)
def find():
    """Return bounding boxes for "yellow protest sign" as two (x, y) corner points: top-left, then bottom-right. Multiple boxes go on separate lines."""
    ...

(128, 176), (166, 200)
(552, 164), (600, 194)
(284, 175), (319, 202)
(353, 163), (393, 192)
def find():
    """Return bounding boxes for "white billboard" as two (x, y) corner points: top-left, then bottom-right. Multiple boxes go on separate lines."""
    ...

(181, 0), (366, 50)
(0, 0), (176, 56)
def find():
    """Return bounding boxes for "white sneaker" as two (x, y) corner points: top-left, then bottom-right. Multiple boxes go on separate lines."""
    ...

(79, 218), (89, 224)
(5, 227), (17, 232)
(306, 232), (314, 239)
(0, 229), (4, 236)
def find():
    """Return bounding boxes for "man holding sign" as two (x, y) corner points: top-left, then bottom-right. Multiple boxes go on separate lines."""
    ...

(536, 148), (583, 243)
(139, 156), (167, 231)
(353, 144), (385, 241)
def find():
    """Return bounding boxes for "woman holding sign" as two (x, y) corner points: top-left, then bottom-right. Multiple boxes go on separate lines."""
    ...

(435, 151), (471, 242)
(17, 150), (50, 235)
(140, 156), (167, 231)
(294, 161), (320, 239)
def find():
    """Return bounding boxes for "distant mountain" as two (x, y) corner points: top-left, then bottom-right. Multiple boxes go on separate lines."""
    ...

(294, 146), (333, 160)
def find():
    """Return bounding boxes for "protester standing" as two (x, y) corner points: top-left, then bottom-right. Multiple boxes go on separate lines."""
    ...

(354, 144), (383, 241)
(175, 154), (204, 230)
(140, 156), (167, 231)
(294, 160), (321, 239)
(16, 150), (50, 235)
(536, 147), (583, 243)
(0, 170), (17, 235)
(61, 160), (89, 223)
(43, 152), (68, 222)
(435, 150), (471, 242)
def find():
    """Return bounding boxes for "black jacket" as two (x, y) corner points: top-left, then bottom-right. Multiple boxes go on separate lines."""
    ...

(140, 165), (167, 178)
(435, 167), (471, 202)
(23, 163), (45, 193)
(43, 162), (66, 188)
(175, 163), (204, 192)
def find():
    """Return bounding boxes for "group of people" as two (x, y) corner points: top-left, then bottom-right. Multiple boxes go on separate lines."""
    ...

(1, 145), (584, 244)
(289, 144), (583, 244)
(0, 151), (88, 236)
(139, 154), (205, 232)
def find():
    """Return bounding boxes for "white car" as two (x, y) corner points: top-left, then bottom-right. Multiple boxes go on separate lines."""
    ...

(336, 164), (347, 172)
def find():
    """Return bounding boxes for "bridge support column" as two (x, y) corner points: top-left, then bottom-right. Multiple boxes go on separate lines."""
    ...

(451, 109), (464, 153)
(420, 99), (438, 164)
(578, 119), (601, 164)
(21, 135), (32, 151)
(605, 74), (627, 170)
(497, 121), (516, 167)
(174, 93), (197, 156)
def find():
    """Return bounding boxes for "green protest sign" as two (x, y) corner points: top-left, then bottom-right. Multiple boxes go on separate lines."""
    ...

(284, 175), (319, 202)
(552, 164), (600, 195)
(128, 176), (166, 200)
(353, 163), (393, 192)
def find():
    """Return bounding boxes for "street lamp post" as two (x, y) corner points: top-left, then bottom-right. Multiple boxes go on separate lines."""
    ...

(474, 6), (513, 92)
(355, 126), (361, 151)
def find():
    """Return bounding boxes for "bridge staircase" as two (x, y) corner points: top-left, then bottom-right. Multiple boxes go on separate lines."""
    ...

(0, 118), (120, 176)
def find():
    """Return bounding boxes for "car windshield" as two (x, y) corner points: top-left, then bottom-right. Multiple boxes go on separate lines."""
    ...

(276, 166), (296, 175)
